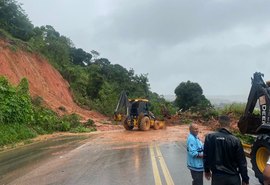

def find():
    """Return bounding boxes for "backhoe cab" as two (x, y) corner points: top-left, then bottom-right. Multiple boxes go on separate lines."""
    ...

(114, 91), (164, 131)
(238, 72), (270, 183)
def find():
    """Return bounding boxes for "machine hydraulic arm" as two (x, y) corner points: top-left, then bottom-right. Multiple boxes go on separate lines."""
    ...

(238, 72), (270, 134)
(114, 91), (130, 121)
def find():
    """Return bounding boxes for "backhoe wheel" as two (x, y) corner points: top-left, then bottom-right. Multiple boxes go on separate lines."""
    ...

(123, 118), (134, 130)
(153, 121), (160, 130)
(139, 116), (150, 131)
(250, 134), (270, 184)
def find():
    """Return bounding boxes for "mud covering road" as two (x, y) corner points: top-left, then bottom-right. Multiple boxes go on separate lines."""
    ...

(0, 125), (261, 185)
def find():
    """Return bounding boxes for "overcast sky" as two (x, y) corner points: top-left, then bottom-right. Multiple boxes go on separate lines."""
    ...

(18, 0), (270, 98)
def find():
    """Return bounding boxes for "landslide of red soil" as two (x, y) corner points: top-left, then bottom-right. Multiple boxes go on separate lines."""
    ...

(93, 125), (213, 145)
(0, 40), (108, 126)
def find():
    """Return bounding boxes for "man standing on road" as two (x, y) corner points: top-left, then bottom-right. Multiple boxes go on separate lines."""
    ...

(203, 120), (249, 185)
(186, 123), (204, 185)
(263, 157), (270, 185)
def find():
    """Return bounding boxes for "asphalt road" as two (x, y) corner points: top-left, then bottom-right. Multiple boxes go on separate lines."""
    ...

(0, 133), (261, 185)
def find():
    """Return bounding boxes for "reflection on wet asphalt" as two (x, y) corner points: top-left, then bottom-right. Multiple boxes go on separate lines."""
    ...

(0, 135), (261, 185)
(0, 135), (89, 184)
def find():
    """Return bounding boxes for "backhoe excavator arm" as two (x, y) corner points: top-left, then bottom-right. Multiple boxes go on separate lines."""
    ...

(238, 72), (270, 134)
(244, 73), (269, 114)
(114, 91), (130, 121)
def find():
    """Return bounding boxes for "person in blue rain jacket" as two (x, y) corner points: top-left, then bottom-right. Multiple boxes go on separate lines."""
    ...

(186, 123), (204, 185)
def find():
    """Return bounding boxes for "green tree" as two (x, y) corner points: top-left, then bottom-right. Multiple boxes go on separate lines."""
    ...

(29, 27), (46, 50)
(90, 50), (100, 61)
(94, 82), (118, 114)
(29, 25), (72, 70)
(0, 0), (34, 41)
(70, 47), (92, 66)
(174, 80), (211, 111)
(87, 64), (104, 99)
(131, 73), (149, 97)
(147, 92), (177, 119)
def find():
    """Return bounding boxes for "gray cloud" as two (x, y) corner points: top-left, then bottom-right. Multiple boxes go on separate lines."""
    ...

(18, 0), (270, 98)
(94, 0), (270, 45)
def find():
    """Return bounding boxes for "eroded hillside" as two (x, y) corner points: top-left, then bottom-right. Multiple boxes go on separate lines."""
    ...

(0, 40), (107, 124)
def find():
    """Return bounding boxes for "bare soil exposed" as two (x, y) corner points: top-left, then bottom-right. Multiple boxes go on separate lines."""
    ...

(25, 124), (212, 148)
(94, 124), (212, 143)
(0, 41), (107, 125)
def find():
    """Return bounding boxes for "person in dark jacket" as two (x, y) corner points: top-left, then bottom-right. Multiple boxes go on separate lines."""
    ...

(203, 120), (249, 185)
(263, 158), (270, 185)
(186, 123), (204, 185)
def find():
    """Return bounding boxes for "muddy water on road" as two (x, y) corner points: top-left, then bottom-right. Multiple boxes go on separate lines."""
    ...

(0, 135), (91, 184)
(0, 127), (261, 185)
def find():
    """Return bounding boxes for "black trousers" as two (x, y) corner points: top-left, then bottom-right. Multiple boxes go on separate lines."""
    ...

(211, 173), (240, 185)
(190, 170), (203, 185)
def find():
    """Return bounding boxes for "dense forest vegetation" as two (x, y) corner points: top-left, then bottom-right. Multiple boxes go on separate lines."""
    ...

(1, 0), (240, 147)
(0, 0), (178, 146)
(0, 0), (175, 116)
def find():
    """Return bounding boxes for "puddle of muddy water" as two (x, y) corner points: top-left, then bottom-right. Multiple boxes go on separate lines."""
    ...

(0, 135), (91, 184)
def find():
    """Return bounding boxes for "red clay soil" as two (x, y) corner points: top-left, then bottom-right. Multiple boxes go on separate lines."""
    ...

(0, 40), (109, 128)
(94, 124), (213, 145)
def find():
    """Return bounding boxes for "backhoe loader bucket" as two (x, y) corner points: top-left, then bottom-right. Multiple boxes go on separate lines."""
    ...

(114, 113), (123, 121)
(238, 115), (261, 134)
(158, 121), (166, 129)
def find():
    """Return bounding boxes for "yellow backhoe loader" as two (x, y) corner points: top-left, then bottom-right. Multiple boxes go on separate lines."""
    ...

(114, 91), (165, 131)
(238, 72), (270, 184)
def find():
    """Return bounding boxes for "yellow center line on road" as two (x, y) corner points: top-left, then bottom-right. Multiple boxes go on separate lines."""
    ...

(150, 144), (175, 185)
(150, 145), (162, 185)
(155, 145), (175, 185)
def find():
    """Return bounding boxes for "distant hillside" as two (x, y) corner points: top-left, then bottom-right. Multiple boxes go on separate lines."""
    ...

(163, 94), (247, 107)
(207, 95), (247, 107)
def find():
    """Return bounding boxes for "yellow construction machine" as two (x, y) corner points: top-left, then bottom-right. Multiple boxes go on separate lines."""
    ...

(238, 72), (270, 184)
(114, 91), (165, 131)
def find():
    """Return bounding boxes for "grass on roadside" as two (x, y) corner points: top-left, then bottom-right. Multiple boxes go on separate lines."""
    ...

(0, 123), (37, 146)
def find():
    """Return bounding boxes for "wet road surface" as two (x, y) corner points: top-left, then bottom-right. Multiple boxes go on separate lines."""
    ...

(0, 132), (261, 185)
(0, 135), (90, 184)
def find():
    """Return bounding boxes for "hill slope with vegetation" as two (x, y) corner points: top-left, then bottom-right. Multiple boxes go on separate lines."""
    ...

(0, 0), (253, 148)
(0, 0), (172, 116)
(0, 0), (176, 146)
(0, 40), (106, 121)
